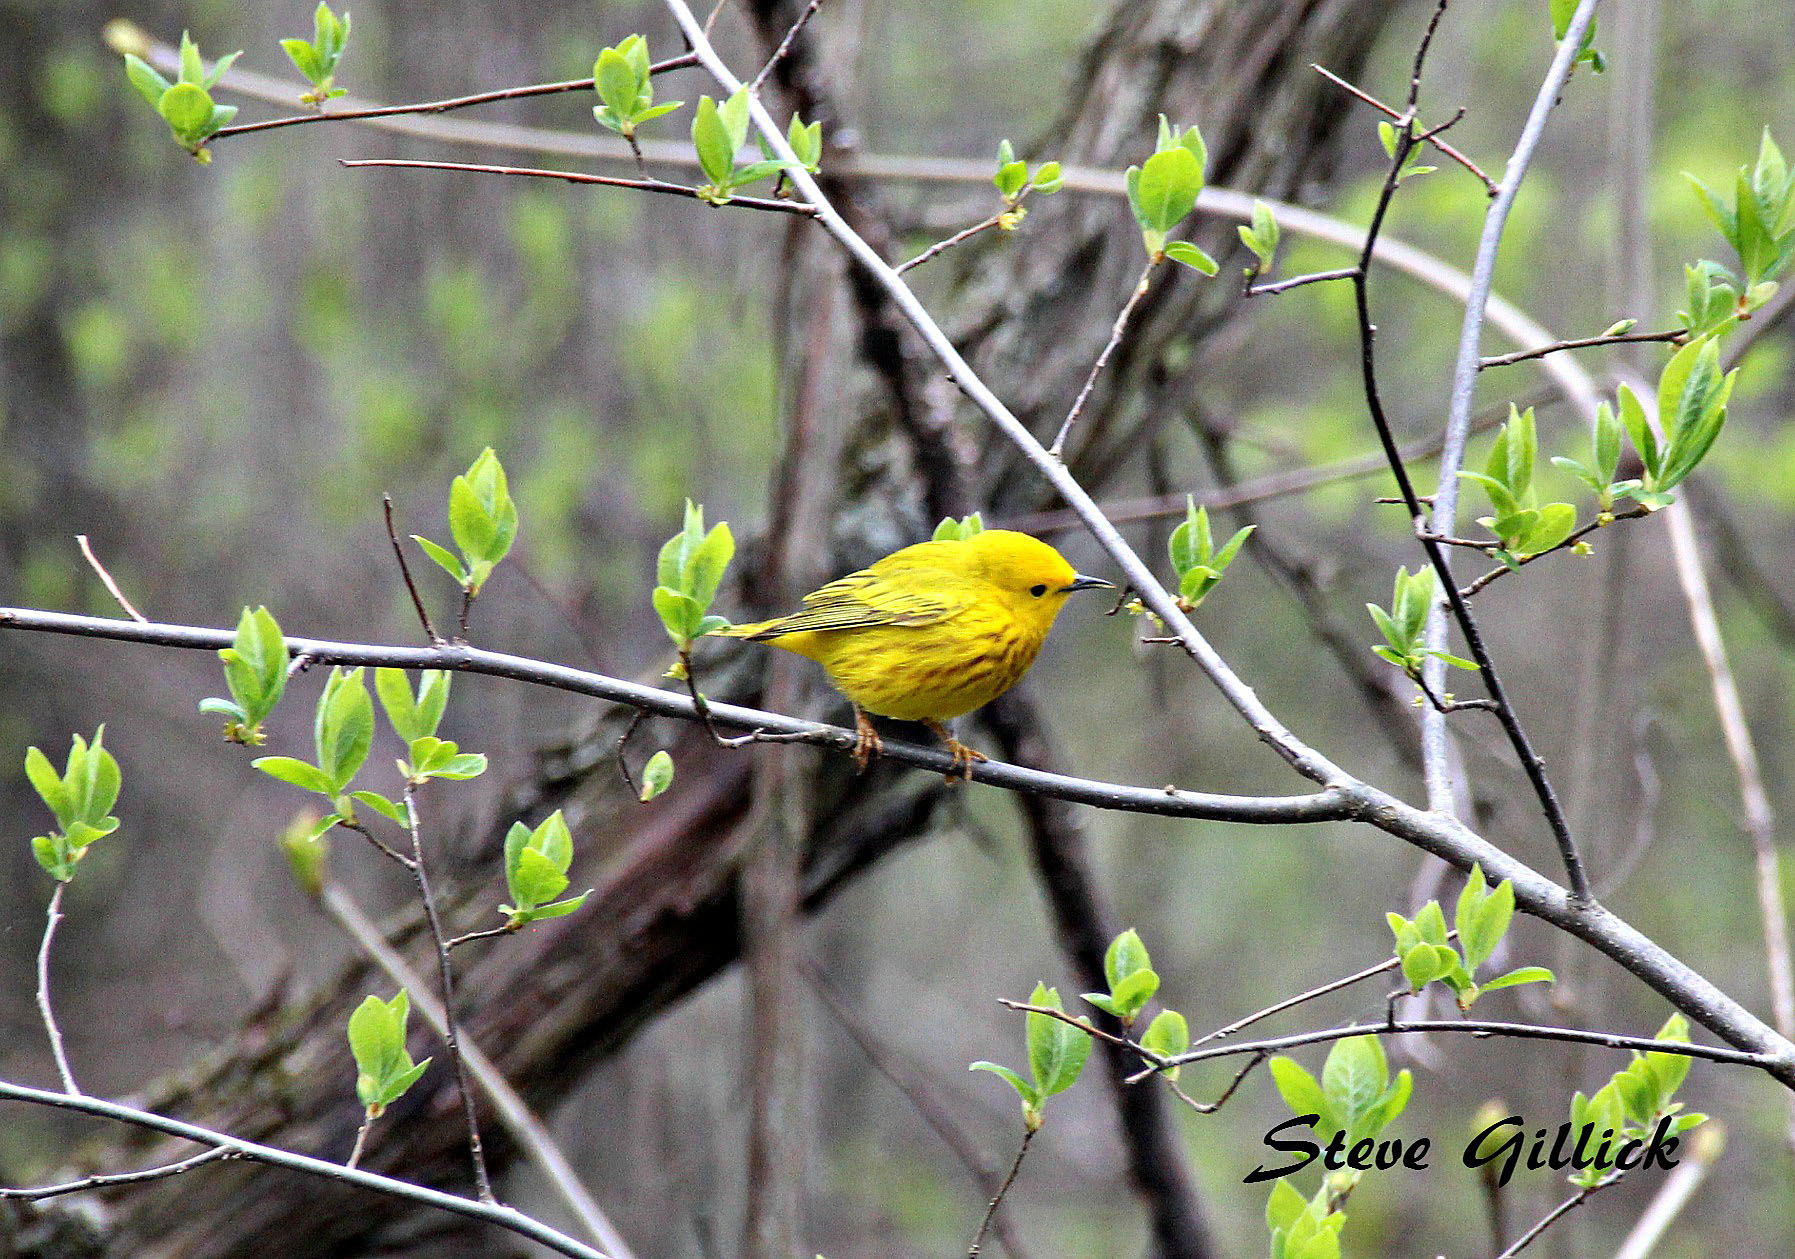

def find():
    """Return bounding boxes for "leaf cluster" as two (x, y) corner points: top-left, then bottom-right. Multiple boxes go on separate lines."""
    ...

(1564, 1014), (1708, 1188)
(348, 989), (431, 1113)
(1459, 406), (1578, 563)
(25, 730), (122, 882)
(970, 982), (1091, 1131)
(414, 448), (518, 597)
(1387, 863), (1554, 1009)
(692, 90), (803, 204)
(199, 606), (288, 745)
(253, 666), (376, 826)
(1265, 1180), (1347, 1259)
(1124, 116), (1216, 272)
(123, 31), (240, 162)
(1377, 119), (1436, 183)
(1269, 1035), (1411, 1176)
(1168, 497), (1251, 611)
(931, 512), (985, 542)
(1618, 338), (1736, 507)
(1366, 566), (1474, 679)
(281, 2), (351, 104)
(1238, 199), (1280, 275)
(593, 35), (682, 139)
(989, 139), (1061, 229)
(654, 499), (734, 653)
(1687, 129), (1795, 292)
(497, 810), (591, 927)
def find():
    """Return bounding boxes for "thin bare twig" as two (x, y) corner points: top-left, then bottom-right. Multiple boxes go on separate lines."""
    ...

(0, 1147), (235, 1201)
(36, 884), (80, 1095)
(384, 496), (441, 645)
(444, 925), (517, 951)
(344, 1114), (374, 1170)
(1310, 62), (1497, 195)
(967, 1128), (1034, 1258)
(1493, 1174), (1621, 1258)
(1245, 266), (1357, 297)
(74, 535), (147, 623)
(804, 962), (1032, 1258)
(1050, 258), (1159, 458)
(204, 55), (698, 144)
(1458, 506), (1652, 598)
(337, 159), (817, 217)
(895, 204), (1015, 275)
(399, 785), (494, 1202)
(749, 0), (826, 94)
(1479, 327), (1686, 369)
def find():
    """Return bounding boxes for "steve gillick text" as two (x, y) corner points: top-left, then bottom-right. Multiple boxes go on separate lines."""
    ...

(1245, 1113), (1681, 1187)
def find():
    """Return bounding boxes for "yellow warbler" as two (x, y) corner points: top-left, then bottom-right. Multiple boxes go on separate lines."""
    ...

(713, 529), (1112, 776)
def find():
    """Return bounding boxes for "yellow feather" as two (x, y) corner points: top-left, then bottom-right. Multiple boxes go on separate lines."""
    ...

(712, 530), (1108, 723)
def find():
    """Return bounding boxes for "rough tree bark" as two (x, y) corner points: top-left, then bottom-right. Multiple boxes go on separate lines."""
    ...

(9, 1), (1400, 1255)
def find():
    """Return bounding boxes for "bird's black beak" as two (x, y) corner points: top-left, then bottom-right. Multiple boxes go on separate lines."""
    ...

(1061, 574), (1115, 593)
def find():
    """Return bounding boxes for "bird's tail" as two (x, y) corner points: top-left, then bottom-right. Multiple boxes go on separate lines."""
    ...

(709, 618), (786, 641)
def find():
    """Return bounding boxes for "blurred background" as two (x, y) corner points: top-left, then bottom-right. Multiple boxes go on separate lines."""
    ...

(2, 0), (1793, 1255)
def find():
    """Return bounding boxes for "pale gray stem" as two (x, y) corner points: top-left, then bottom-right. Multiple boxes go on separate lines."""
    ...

(37, 882), (80, 1096)
(1421, 0), (1603, 812)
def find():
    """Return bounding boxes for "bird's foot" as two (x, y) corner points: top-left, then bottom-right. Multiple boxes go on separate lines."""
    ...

(852, 707), (883, 772)
(925, 719), (988, 783)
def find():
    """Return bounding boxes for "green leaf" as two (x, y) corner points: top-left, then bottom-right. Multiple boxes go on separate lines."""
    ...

(1479, 966), (1555, 993)
(123, 54), (172, 110)
(253, 756), (336, 795)
(1104, 928), (1152, 988)
(447, 449), (517, 574)
(1109, 967), (1160, 1019)
(654, 586), (703, 644)
(515, 891), (591, 923)
(1139, 1009), (1188, 1061)
(314, 667), (373, 793)
(350, 790), (408, 825)
(282, 37), (323, 84)
(969, 1061), (1039, 1108)
(24, 746), (71, 826)
(682, 522), (735, 609)
(639, 749), (675, 801)
(1025, 982), (1091, 1098)
(1616, 384), (1659, 480)
(511, 846), (571, 909)
(1164, 240), (1218, 274)
(158, 81), (216, 141)
(1519, 502), (1577, 555)
(692, 95), (734, 191)
(1131, 146), (1202, 236)
(178, 30), (203, 85)
(1268, 1057), (1331, 1133)
(1321, 1035), (1387, 1133)
(1033, 160), (1063, 194)
(412, 534), (467, 585)
(1266, 1179), (1307, 1235)
(596, 47), (640, 123)
(425, 752), (487, 781)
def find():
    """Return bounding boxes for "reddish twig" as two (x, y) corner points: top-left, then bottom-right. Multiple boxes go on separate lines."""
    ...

(338, 159), (817, 216)
(75, 535), (147, 623)
(1311, 62), (1497, 195)
(1480, 327), (1688, 370)
(384, 496), (441, 645)
(208, 55), (697, 144)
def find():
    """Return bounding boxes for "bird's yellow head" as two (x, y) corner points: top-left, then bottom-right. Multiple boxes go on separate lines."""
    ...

(957, 529), (1113, 626)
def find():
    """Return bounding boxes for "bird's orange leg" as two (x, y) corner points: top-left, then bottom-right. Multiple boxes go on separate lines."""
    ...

(924, 719), (988, 782)
(852, 706), (883, 771)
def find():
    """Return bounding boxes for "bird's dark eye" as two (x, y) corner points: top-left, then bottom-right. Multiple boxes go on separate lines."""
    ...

(1029, 583), (1048, 597)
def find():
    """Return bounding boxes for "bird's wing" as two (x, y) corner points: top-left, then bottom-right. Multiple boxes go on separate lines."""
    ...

(737, 565), (969, 639)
